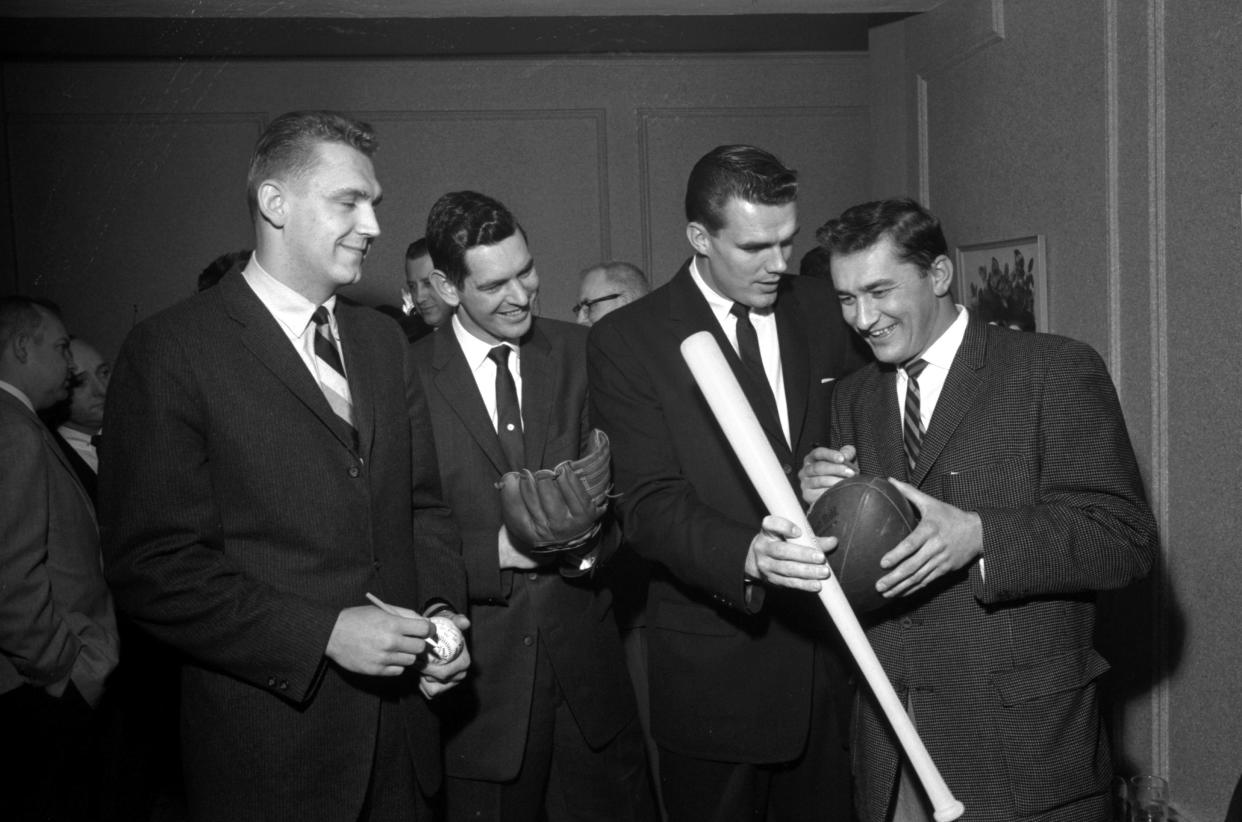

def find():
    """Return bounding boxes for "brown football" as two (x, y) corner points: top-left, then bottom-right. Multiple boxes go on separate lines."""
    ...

(806, 475), (918, 613)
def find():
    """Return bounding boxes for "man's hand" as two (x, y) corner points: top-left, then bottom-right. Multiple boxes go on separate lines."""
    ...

(498, 525), (542, 570)
(325, 605), (434, 676)
(799, 445), (859, 505)
(743, 515), (835, 593)
(876, 478), (983, 598)
(418, 611), (472, 699)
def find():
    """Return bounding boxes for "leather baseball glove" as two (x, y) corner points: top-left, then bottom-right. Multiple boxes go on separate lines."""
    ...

(497, 428), (612, 552)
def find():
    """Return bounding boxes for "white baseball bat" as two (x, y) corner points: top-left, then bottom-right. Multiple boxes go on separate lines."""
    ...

(680, 331), (964, 822)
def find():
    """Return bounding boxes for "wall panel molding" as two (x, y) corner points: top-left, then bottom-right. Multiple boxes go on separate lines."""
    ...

(914, 0), (1006, 206)
(636, 105), (868, 277)
(1144, 0), (1171, 786)
(361, 107), (611, 260)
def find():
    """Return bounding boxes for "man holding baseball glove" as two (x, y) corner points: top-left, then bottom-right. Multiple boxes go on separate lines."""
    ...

(412, 191), (654, 822)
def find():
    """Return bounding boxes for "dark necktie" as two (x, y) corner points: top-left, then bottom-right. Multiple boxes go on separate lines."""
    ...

(488, 345), (525, 471)
(730, 302), (779, 422)
(902, 358), (929, 472)
(89, 433), (103, 448)
(311, 306), (355, 429)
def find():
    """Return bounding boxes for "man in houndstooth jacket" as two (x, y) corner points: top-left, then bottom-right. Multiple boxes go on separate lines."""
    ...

(801, 198), (1158, 822)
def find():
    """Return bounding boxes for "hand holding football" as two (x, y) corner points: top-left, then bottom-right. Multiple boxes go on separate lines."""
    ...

(806, 475), (918, 613)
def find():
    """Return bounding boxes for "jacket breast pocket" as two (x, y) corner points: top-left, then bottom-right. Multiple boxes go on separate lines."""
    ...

(990, 648), (1112, 816)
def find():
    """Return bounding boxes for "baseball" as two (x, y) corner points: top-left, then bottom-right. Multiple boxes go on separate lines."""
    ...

(426, 615), (464, 665)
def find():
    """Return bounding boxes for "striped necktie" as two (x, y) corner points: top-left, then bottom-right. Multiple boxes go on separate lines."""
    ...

(902, 358), (928, 472)
(311, 306), (354, 429)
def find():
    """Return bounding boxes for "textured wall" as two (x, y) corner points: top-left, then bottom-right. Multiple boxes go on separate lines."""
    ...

(873, 1), (1242, 818)
(1, 55), (872, 358)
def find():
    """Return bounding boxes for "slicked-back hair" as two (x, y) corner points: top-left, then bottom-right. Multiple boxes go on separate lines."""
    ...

(816, 198), (948, 274)
(405, 237), (429, 261)
(425, 191), (524, 289)
(246, 110), (378, 220)
(0, 295), (59, 350)
(684, 145), (798, 233)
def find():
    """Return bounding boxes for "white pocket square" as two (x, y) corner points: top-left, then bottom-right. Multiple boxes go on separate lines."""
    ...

(820, 377), (835, 384)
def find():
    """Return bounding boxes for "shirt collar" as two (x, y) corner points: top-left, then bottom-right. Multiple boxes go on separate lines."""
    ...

(242, 257), (337, 338)
(688, 256), (776, 323)
(59, 425), (95, 445)
(0, 379), (34, 413)
(451, 312), (520, 374)
(914, 305), (969, 372)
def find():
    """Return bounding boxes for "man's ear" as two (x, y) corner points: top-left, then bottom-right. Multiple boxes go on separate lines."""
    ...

(686, 221), (712, 257)
(7, 329), (32, 364)
(929, 254), (954, 297)
(256, 180), (287, 229)
(432, 270), (461, 308)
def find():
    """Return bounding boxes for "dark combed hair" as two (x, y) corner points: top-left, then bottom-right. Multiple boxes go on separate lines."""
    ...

(405, 237), (428, 261)
(246, 110), (378, 219)
(425, 191), (523, 288)
(815, 198), (948, 273)
(684, 145), (798, 233)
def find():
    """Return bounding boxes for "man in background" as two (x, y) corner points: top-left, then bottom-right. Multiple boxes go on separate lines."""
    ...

(46, 337), (110, 501)
(588, 145), (866, 821)
(100, 110), (469, 822)
(573, 260), (650, 326)
(380, 238), (453, 342)
(414, 190), (653, 822)
(803, 197), (1157, 821)
(1, 296), (119, 820)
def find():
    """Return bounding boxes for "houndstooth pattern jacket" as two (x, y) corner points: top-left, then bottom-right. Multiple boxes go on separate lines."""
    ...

(831, 316), (1158, 822)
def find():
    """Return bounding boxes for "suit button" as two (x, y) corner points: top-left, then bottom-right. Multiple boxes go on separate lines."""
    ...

(522, 635), (534, 647)
(348, 466), (361, 478)
(527, 572), (538, 581)
(267, 676), (276, 687)
(782, 464), (792, 474)
(901, 618), (914, 628)
(279, 680), (288, 691)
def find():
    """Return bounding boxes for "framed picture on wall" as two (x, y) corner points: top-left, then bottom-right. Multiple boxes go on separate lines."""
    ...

(954, 235), (1047, 332)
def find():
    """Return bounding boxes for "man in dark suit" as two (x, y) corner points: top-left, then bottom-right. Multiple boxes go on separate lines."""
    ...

(413, 190), (653, 821)
(1, 296), (120, 820)
(802, 198), (1158, 821)
(587, 145), (867, 821)
(100, 111), (469, 822)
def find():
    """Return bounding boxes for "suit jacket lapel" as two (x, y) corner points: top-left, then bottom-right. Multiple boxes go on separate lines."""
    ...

(221, 274), (357, 453)
(668, 263), (791, 461)
(873, 367), (909, 482)
(911, 317), (988, 485)
(336, 307), (375, 458)
(518, 323), (554, 470)
(775, 284), (808, 456)
(431, 328), (509, 476)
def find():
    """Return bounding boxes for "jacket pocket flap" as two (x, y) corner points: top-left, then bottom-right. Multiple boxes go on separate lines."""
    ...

(991, 647), (1110, 706)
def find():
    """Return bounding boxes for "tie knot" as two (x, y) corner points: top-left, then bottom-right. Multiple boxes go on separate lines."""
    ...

(488, 345), (511, 367)
(904, 358), (928, 380)
(730, 302), (751, 321)
(312, 306), (331, 328)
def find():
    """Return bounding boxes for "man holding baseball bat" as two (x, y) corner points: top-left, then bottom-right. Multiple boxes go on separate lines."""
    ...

(588, 145), (868, 821)
(802, 198), (1158, 821)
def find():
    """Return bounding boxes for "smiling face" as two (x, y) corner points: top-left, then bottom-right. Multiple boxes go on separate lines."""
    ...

(405, 253), (452, 328)
(688, 198), (797, 310)
(830, 235), (958, 365)
(438, 232), (538, 345)
(267, 140), (381, 303)
(66, 338), (110, 432)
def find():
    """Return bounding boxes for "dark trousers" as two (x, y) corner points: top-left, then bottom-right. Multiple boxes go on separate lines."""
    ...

(657, 644), (854, 822)
(445, 637), (657, 822)
(2, 682), (104, 822)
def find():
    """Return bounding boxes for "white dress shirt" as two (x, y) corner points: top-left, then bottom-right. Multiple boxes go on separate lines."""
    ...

(688, 257), (790, 446)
